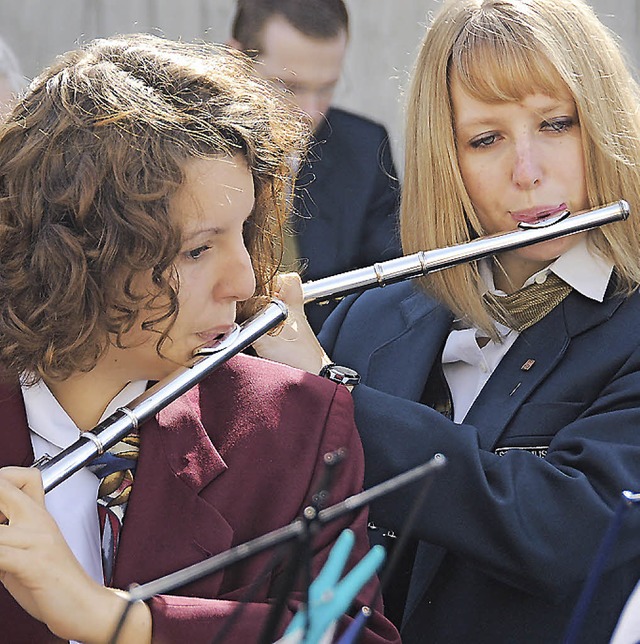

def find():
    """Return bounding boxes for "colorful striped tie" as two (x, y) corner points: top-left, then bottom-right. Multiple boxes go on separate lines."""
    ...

(87, 431), (139, 585)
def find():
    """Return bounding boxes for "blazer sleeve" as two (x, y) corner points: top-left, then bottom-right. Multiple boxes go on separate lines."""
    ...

(146, 383), (400, 644)
(340, 344), (640, 603)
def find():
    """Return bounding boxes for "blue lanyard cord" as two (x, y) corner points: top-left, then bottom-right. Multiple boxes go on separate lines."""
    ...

(563, 490), (640, 644)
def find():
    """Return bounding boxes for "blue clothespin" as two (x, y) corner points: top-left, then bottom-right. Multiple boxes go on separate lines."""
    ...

(280, 529), (385, 644)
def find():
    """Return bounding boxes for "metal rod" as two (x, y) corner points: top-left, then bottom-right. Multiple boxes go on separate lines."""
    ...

(127, 453), (447, 603)
(37, 299), (288, 493)
(302, 201), (629, 304)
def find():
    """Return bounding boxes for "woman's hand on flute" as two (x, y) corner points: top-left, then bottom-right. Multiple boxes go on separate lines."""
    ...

(0, 466), (151, 644)
(254, 272), (332, 374)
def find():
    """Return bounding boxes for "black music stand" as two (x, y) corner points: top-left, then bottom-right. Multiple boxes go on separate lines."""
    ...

(107, 453), (447, 644)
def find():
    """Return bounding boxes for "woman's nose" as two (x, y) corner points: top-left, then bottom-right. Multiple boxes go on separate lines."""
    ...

(512, 139), (542, 189)
(218, 244), (256, 302)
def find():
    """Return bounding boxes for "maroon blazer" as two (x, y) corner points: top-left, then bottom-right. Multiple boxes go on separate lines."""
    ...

(0, 354), (400, 643)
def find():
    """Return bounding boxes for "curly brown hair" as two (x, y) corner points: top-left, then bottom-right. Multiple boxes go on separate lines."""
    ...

(0, 33), (307, 382)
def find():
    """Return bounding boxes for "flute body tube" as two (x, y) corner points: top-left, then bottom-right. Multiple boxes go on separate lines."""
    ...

(37, 299), (288, 493)
(302, 201), (629, 304)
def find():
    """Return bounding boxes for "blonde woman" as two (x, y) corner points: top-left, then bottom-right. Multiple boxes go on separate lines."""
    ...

(255, 0), (640, 641)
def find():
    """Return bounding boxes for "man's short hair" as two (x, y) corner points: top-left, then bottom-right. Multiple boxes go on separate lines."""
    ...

(231, 0), (349, 55)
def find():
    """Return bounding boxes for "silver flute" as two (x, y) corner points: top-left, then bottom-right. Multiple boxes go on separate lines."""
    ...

(35, 200), (628, 493)
(302, 200), (629, 303)
(37, 300), (288, 493)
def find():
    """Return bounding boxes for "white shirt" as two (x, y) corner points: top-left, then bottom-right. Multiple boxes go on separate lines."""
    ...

(23, 378), (148, 585)
(441, 237), (613, 423)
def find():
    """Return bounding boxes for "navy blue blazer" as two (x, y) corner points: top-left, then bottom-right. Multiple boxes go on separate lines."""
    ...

(293, 107), (401, 332)
(320, 280), (640, 643)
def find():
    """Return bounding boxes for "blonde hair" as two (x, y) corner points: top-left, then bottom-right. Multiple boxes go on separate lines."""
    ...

(402, 0), (640, 337)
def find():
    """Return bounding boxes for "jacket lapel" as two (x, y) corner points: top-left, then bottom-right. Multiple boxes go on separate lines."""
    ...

(465, 287), (624, 451)
(464, 304), (570, 450)
(114, 391), (233, 596)
(0, 379), (236, 596)
(0, 383), (34, 467)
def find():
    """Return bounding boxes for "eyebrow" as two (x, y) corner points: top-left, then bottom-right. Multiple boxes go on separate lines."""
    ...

(532, 99), (574, 115)
(181, 227), (223, 243)
(181, 211), (253, 244)
(455, 116), (498, 129)
(456, 99), (575, 129)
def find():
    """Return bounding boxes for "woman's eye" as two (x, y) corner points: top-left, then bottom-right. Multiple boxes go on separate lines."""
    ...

(185, 245), (211, 260)
(470, 133), (498, 148)
(542, 117), (575, 133)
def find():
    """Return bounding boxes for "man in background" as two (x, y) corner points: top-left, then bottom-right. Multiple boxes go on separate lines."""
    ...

(230, 0), (401, 332)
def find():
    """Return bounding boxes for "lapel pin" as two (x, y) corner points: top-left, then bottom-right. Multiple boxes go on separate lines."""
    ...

(521, 359), (536, 371)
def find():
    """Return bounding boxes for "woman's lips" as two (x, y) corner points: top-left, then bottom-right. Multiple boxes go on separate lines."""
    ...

(510, 203), (568, 225)
(197, 325), (236, 348)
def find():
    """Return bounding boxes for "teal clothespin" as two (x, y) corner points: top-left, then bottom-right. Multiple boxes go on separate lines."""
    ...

(282, 529), (385, 644)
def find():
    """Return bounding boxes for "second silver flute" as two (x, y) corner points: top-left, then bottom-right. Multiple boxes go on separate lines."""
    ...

(302, 201), (629, 303)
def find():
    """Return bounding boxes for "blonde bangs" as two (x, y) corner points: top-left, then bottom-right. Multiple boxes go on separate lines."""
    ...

(452, 27), (566, 102)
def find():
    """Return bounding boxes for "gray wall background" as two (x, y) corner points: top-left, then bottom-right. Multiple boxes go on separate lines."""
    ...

(0, 0), (638, 170)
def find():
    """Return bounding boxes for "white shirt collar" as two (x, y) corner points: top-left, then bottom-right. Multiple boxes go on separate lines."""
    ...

(479, 235), (613, 302)
(548, 236), (613, 302)
(22, 379), (148, 450)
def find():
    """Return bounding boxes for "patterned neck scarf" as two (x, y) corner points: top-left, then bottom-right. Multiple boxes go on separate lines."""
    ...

(484, 272), (573, 332)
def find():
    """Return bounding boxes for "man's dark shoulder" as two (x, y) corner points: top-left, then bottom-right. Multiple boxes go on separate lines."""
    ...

(320, 107), (389, 142)
(325, 106), (388, 130)
(307, 107), (397, 183)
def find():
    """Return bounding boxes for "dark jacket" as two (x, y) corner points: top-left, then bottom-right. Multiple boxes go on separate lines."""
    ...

(320, 280), (640, 643)
(294, 107), (401, 332)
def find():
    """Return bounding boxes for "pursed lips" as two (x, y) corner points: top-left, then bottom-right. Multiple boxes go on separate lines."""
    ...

(509, 202), (568, 225)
